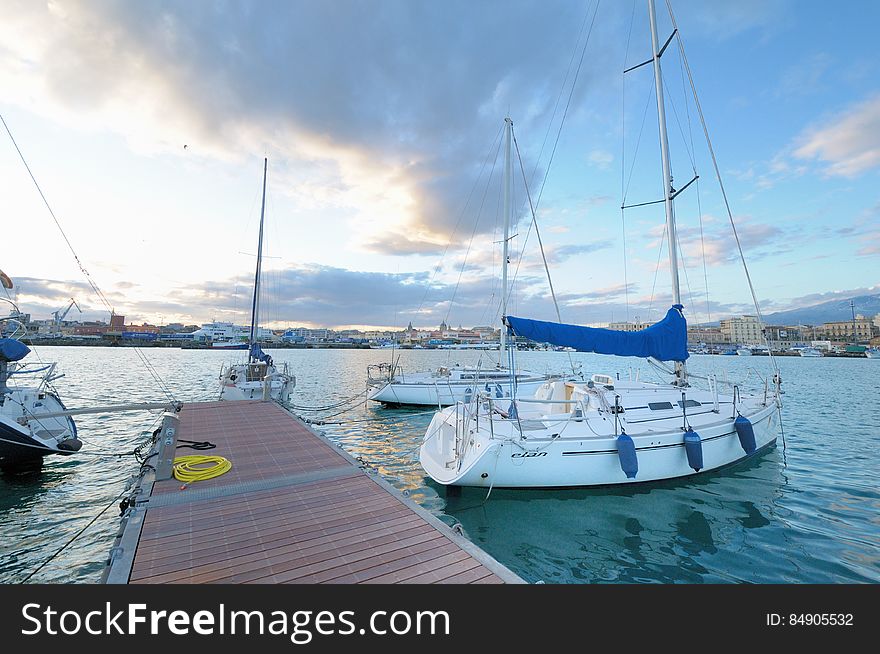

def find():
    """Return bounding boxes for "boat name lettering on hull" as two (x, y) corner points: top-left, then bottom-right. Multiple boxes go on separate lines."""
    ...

(511, 451), (547, 458)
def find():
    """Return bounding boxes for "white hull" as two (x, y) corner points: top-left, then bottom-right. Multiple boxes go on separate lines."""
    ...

(219, 361), (295, 404)
(368, 370), (555, 406)
(420, 379), (779, 488)
(1, 388), (80, 464)
(864, 349), (880, 359)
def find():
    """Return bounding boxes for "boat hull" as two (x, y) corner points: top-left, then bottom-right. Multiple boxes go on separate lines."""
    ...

(218, 362), (295, 404)
(368, 376), (552, 407)
(420, 402), (778, 488)
(0, 393), (80, 465)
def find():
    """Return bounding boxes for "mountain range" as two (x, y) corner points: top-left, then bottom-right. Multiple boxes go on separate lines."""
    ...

(761, 294), (880, 326)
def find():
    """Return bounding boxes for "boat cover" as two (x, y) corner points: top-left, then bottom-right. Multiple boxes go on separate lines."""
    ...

(505, 304), (689, 362)
(0, 338), (30, 362)
(250, 344), (273, 366)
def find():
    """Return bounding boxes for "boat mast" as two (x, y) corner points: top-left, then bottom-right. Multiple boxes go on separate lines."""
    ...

(500, 117), (513, 355)
(648, 0), (686, 384)
(248, 157), (268, 359)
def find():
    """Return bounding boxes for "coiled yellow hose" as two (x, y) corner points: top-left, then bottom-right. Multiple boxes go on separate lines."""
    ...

(172, 455), (232, 483)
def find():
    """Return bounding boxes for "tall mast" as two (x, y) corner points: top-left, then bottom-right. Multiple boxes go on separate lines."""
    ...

(648, 0), (686, 383)
(500, 117), (513, 354)
(248, 157), (268, 357)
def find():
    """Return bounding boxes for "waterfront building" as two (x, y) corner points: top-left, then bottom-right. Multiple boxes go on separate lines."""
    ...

(719, 315), (764, 345)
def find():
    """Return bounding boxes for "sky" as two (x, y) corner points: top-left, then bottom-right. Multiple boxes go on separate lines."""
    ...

(1, 0), (878, 331)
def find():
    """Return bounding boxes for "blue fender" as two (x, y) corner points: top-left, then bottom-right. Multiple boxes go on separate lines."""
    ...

(734, 415), (756, 454)
(617, 433), (638, 479)
(683, 428), (703, 471)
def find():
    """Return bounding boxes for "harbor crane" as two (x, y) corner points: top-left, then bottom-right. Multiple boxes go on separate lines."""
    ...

(51, 298), (81, 338)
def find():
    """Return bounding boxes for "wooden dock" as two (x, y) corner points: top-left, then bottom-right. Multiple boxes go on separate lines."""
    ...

(103, 401), (523, 584)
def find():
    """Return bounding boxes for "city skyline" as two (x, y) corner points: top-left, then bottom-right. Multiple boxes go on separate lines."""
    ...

(2, 1), (878, 330)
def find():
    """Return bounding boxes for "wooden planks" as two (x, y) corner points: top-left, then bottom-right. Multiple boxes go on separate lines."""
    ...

(112, 401), (522, 585)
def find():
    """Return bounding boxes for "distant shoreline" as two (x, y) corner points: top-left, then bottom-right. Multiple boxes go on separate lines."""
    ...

(15, 339), (871, 357)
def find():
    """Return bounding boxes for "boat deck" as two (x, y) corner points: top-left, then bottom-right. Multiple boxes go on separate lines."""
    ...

(103, 401), (522, 584)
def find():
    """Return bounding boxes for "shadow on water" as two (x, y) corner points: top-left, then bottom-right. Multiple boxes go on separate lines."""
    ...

(433, 449), (784, 584)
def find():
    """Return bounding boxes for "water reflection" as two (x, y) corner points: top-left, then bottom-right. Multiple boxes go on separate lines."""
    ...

(1, 346), (878, 583)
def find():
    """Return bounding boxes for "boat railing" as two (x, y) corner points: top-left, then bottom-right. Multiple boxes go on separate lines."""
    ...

(366, 363), (402, 386)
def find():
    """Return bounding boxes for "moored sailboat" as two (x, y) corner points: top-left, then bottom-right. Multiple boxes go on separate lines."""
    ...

(367, 119), (562, 407)
(418, 0), (783, 489)
(218, 158), (295, 403)
(0, 332), (81, 466)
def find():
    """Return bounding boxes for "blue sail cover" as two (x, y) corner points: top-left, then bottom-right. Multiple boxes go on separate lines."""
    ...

(250, 344), (273, 366)
(0, 338), (30, 362)
(506, 304), (689, 362)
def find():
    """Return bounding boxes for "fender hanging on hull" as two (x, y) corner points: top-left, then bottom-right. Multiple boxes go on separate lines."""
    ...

(734, 415), (756, 454)
(616, 433), (638, 479)
(683, 428), (703, 472)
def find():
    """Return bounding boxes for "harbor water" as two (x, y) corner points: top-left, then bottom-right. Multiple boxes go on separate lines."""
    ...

(1, 346), (878, 584)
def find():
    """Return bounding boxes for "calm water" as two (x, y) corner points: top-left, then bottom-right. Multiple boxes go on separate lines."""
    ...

(1, 346), (878, 584)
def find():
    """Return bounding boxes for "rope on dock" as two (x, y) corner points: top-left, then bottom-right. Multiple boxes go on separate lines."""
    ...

(172, 455), (232, 483)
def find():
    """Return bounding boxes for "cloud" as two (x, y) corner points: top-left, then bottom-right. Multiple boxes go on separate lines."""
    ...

(679, 0), (791, 41)
(0, 0), (622, 256)
(793, 95), (880, 177)
(777, 52), (832, 97)
(550, 241), (614, 263)
(587, 149), (613, 169)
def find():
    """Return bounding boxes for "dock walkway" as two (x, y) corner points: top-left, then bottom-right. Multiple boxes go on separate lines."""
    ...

(103, 401), (522, 584)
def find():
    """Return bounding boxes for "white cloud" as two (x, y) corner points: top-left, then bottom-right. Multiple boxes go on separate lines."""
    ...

(793, 95), (880, 177)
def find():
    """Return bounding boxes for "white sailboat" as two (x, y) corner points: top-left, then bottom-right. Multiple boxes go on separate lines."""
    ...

(419, 0), (782, 489)
(367, 119), (562, 407)
(219, 158), (295, 403)
(0, 300), (81, 467)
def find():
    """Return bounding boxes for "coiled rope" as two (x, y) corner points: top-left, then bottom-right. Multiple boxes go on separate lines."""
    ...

(172, 455), (232, 483)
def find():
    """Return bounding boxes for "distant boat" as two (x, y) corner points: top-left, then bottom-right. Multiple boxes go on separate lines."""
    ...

(736, 347), (753, 356)
(864, 347), (880, 359)
(218, 159), (295, 403)
(798, 347), (823, 358)
(212, 340), (248, 350)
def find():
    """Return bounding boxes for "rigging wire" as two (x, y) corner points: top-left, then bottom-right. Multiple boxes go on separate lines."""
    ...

(414, 123), (505, 327)
(662, 0), (778, 377)
(0, 113), (176, 402)
(443, 135), (504, 326)
(506, 0), (601, 298)
(620, 0), (637, 321)
(20, 488), (128, 583)
(647, 223), (667, 321)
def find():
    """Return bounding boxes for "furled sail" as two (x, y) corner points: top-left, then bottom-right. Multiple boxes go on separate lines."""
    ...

(250, 343), (273, 366)
(0, 338), (30, 362)
(505, 304), (689, 362)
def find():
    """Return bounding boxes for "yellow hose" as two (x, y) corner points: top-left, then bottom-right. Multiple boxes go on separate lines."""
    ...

(172, 455), (232, 483)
